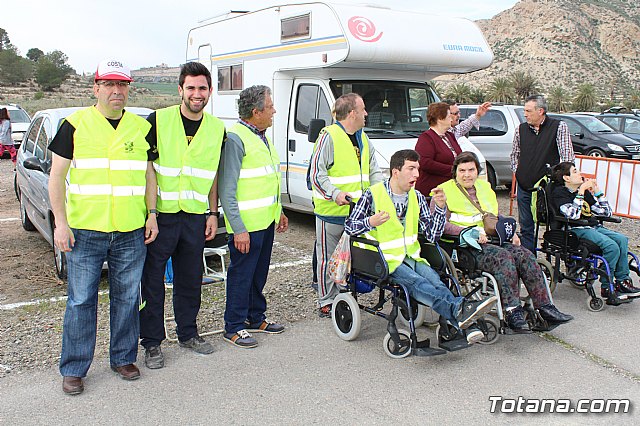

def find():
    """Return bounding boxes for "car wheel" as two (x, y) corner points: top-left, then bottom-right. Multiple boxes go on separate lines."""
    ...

(487, 163), (497, 189)
(586, 148), (606, 158)
(20, 193), (36, 231)
(13, 173), (19, 201)
(51, 220), (68, 280)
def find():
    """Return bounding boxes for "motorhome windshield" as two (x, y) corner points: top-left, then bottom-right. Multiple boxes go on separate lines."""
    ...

(329, 80), (438, 138)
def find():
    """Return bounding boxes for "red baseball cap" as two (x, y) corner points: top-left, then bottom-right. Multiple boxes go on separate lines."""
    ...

(94, 59), (133, 82)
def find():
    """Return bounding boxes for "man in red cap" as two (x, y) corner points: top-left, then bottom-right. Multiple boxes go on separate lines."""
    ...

(49, 59), (158, 395)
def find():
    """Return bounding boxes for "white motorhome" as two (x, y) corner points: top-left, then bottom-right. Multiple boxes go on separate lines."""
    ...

(186, 2), (493, 212)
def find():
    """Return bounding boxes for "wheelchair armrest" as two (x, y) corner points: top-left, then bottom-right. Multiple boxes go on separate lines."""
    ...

(554, 216), (590, 227)
(350, 235), (379, 247)
(595, 215), (621, 224)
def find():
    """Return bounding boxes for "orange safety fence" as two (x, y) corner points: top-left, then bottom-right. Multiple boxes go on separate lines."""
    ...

(509, 155), (640, 220)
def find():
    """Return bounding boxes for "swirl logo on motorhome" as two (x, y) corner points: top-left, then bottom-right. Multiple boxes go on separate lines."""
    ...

(348, 16), (383, 42)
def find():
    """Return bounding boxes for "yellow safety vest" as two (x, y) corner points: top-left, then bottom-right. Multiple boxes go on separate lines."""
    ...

(153, 105), (224, 213)
(438, 179), (498, 228)
(66, 106), (151, 232)
(363, 182), (425, 274)
(225, 123), (282, 233)
(312, 124), (370, 217)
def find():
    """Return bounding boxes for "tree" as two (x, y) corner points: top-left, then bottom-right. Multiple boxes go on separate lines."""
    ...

(36, 50), (75, 91)
(445, 83), (472, 103)
(547, 86), (571, 112)
(624, 89), (640, 110)
(26, 48), (44, 62)
(469, 87), (485, 103)
(486, 77), (515, 103)
(0, 49), (33, 84)
(510, 71), (540, 104)
(572, 83), (598, 112)
(428, 80), (443, 99)
(0, 28), (13, 51)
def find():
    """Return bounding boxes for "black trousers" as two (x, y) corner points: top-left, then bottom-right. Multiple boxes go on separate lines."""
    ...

(140, 211), (206, 347)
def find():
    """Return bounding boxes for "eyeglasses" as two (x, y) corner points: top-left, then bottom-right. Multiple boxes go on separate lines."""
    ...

(97, 81), (130, 88)
(450, 111), (460, 116)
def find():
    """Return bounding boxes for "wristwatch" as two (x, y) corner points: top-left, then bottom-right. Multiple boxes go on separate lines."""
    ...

(148, 209), (158, 215)
(206, 210), (220, 218)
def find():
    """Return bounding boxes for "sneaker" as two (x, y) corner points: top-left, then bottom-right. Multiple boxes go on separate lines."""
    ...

(456, 296), (498, 329)
(505, 306), (532, 334)
(319, 305), (332, 318)
(223, 329), (258, 348)
(144, 345), (164, 369)
(311, 282), (319, 292)
(615, 279), (640, 298)
(601, 287), (633, 306)
(465, 326), (484, 345)
(179, 335), (215, 354)
(245, 320), (285, 334)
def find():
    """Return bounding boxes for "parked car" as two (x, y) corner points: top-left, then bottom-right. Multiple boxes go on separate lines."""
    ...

(0, 103), (31, 150)
(548, 113), (640, 159)
(458, 104), (525, 188)
(596, 110), (640, 143)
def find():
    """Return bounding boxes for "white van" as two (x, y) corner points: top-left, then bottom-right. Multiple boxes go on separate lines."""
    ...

(187, 2), (493, 212)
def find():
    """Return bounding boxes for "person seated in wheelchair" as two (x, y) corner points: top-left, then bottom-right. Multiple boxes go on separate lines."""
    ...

(436, 152), (573, 333)
(344, 149), (498, 344)
(550, 162), (640, 303)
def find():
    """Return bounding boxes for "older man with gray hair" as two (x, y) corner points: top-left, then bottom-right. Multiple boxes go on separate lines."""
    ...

(219, 85), (288, 348)
(510, 94), (574, 253)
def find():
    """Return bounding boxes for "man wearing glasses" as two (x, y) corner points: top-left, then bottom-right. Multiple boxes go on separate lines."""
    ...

(445, 100), (491, 140)
(49, 60), (158, 395)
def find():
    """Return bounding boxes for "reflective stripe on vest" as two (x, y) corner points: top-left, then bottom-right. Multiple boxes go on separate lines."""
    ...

(313, 124), (370, 217)
(65, 106), (151, 232)
(360, 182), (425, 274)
(224, 123), (281, 233)
(154, 105), (224, 213)
(438, 179), (498, 228)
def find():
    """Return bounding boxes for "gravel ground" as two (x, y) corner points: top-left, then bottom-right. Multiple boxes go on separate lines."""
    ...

(2, 181), (640, 379)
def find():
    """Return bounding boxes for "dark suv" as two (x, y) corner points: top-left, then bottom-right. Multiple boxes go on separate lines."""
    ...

(548, 113), (640, 159)
(596, 109), (640, 143)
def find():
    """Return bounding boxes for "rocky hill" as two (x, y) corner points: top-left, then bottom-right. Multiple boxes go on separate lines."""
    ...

(439, 0), (640, 97)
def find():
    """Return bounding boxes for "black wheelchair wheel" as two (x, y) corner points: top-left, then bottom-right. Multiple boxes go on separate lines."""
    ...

(383, 329), (412, 359)
(397, 295), (426, 328)
(565, 265), (589, 289)
(587, 296), (605, 312)
(476, 316), (500, 345)
(537, 258), (556, 294)
(435, 323), (460, 343)
(331, 293), (362, 341)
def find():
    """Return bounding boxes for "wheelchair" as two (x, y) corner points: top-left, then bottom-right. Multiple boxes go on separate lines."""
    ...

(331, 235), (486, 359)
(437, 232), (558, 334)
(534, 178), (640, 311)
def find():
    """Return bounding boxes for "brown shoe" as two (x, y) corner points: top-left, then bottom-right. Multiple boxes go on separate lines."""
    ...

(62, 376), (84, 395)
(110, 363), (141, 381)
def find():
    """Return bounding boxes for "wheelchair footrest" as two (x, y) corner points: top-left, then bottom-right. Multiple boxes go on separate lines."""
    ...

(413, 338), (447, 356)
(438, 334), (469, 352)
(531, 322), (560, 332)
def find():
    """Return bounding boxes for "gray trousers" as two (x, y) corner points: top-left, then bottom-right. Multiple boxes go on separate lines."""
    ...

(315, 218), (344, 308)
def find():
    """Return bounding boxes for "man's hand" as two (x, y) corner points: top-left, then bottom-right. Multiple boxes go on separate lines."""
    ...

(335, 191), (351, 206)
(431, 187), (447, 209)
(54, 223), (75, 252)
(476, 102), (492, 118)
(512, 233), (521, 246)
(144, 215), (158, 244)
(368, 210), (390, 227)
(234, 231), (250, 254)
(205, 215), (218, 241)
(276, 213), (288, 233)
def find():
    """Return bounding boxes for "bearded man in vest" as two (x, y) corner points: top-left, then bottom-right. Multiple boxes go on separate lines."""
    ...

(344, 149), (497, 344)
(49, 60), (158, 395)
(219, 85), (288, 348)
(140, 62), (225, 367)
(510, 95), (574, 253)
(309, 93), (383, 318)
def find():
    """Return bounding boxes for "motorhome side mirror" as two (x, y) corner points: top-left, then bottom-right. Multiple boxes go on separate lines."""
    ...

(308, 119), (326, 142)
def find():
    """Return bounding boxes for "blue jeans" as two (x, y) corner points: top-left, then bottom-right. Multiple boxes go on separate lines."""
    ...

(571, 226), (630, 285)
(390, 260), (462, 325)
(517, 183), (535, 254)
(60, 228), (146, 378)
(224, 223), (275, 334)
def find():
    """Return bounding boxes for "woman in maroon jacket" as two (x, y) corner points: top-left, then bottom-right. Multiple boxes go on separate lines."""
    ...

(415, 102), (462, 195)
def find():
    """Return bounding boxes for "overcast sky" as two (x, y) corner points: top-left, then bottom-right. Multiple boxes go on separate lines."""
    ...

(3, 0), (519, 74)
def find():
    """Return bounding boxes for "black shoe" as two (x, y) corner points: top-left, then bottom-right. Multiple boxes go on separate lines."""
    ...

(144, 345), (164, 369)
(456, 296), (498, 329)
(601, 287), (633, 305)
(538, 304), (573, 324)
(505, 306), (532, 334)
(615, 280), (640, 298)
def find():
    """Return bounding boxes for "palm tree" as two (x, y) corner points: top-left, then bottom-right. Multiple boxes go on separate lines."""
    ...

(510, 71), (540, 104)
(572, 83), (598, 112)
(487, 77), (515, 104)
(469, 87), (485, 103)
(547, 86), (571, 112)
(445, 83), (472, 103)
(428, 80), (443, 99)
(624, 89), (640, 110)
